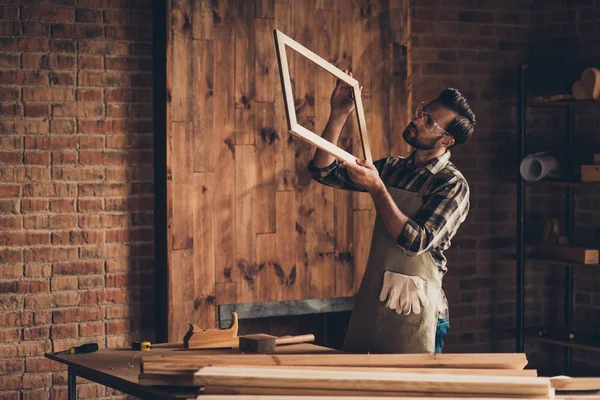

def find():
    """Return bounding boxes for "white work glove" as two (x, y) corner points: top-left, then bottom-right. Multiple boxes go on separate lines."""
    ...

(379, 271), (429, 315)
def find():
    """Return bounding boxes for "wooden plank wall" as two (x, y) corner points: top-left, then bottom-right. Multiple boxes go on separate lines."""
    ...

(166, 0), (411, 341)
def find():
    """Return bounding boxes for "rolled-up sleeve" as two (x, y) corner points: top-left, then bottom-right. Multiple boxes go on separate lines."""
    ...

(308, 158), (388, 192)
(396, 179), (470, 255)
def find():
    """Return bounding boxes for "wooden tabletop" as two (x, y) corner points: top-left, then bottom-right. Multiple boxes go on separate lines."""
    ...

(45, 342), (336, 400)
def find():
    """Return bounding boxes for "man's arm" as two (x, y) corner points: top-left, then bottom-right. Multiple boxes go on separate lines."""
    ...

(342, 160), (469, 255)
(395, 179), (470, 255)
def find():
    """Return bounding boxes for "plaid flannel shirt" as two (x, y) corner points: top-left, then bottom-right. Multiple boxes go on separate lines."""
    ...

(308, 151), (470, 317)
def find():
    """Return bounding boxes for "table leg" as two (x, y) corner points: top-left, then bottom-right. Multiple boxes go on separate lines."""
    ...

(68, 365), (76, 400)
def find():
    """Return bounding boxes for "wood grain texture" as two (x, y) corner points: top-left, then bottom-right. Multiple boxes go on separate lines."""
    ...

(193, 39), (215, 172)
(167, 0), (411, 337)
(193, 173), (216, 328)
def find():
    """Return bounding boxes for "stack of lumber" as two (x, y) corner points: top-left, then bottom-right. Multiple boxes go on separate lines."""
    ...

(138, 352), (559, 398)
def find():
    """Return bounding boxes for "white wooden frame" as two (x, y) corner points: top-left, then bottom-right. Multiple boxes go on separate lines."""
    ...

(273, 29), (372, 164)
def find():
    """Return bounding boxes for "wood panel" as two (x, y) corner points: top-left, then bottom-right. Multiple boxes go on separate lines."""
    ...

(166, 0), (411, 337)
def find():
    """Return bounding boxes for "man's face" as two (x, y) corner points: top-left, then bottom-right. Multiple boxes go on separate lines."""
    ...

(402, 100), (455, 150)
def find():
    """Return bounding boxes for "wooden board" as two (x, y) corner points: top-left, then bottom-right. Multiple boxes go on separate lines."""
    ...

(166, 0), (411, 338)
(195, 366), (551, 397)
(533, 241), (599, 264)
(201, 385), (554, 398)
(551, 376), (600, 391)
(581, 165), (600, 182)
(141, 353), (529, 373)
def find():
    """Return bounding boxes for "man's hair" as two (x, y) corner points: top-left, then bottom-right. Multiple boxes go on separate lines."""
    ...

(438, 88), (475, 146)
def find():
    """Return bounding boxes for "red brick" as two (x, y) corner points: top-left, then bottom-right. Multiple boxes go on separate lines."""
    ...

(0, 232), (49, 246)
(106, 320), (129, 335)
(0, 86), (19, 100)
(51, 24), (103, 39)
(21, 199), (48, 213)
(23, 88), (74, 102)
(79, 40), (128, 55)
(105, 26), (152, 41)
(131, 43), (152, 56)
(52, 167), (104, 181)
(52, 308), (102, 324)
(78, 275), (104, 289)
(26, 357), (65, 373)
(0, 185), (19, 197)
(80, 322), (104, 337)
(22, 5), (74, 22)
(76, 88), (103, 101)
(50, 39), (76, 53)
(0, 328), (20, 342)
(22, 327), (49, 341)
(79, 214), (129, 228)
(17, 38), (50, 53)
(0, 6), (19, 19)
(106, 57), (149, 72)
(54, 261), (104, 275)
(22, 22), (50, 37)
(24, 104), (50, 119)
(78, 183), (126, 197)
(0, 136), (20, 151)
(24, 264), (52, 277)
(49, 120), (75, 134)
(22, 183), (77, 197)
(79, 151), (103, 165)
(51, 276), (78, 291)
(52, 231), (104, 246)
(0, 216), (22, 230)
(51, 324), (78, 340)
(79, 136), (105, 149)
(107, 135), (153, 149)
(49, 199), (75, 213)
(106, 197), (153, 212)
(49, 215), (77, 229)
(0, 359), (23, 376)
(0, 199), (18, 213)
(49, 71), (75, 86)
(0, 104), (22, 118)
(22, 373), (52, 389)
(24, 152), (50, 165)
(106, 88), (152, 102)
(0, 375), (22, 390)
(26, 136), (78, 150)
(107, 103), (152, 118)
(52, 103), (103, 118)
(79, 71), (128, 87)
(0, 152), (22, 165)
(13, 121), (49, 135)
(77, 199), (104, 212)
(23, 248), (77, 262)
(76, 8), (103, 23)
(0, 71), (48, 86)
(18, 280), (49, 294)
(51, 151), (77, 165)
(0, 21), (20, 36)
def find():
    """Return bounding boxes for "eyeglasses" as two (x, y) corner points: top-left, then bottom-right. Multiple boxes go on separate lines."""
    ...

(414, 102), (452, 137)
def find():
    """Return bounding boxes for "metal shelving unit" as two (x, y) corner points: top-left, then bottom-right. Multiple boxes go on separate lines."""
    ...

(515, 63), (595, 375)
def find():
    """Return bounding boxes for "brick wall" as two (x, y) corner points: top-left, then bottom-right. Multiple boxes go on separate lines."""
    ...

(411, 0), (600, 376)
(525, 0), (600, 375)
(411, 0), (533, 354)
(0, 1), (154, 398)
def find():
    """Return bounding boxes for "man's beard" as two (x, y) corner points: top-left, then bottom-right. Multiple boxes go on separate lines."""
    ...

(402, 125), (440, 150)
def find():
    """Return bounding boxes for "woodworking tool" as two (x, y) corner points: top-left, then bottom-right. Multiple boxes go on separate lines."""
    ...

(132, 341), (152, 351)
(183, 312), (239, 349)
(239, 333), (315, 353)
(53, 343), (99, 355)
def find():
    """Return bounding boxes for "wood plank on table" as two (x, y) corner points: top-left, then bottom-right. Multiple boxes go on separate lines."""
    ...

(550, 376), (600, 391)
(193, 172), (216, 329)
(195, 366), (551, 397)
(142, 353), (529, 371)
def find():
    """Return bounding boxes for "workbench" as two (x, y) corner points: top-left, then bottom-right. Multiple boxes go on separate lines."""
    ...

(45, 342), (336, 400)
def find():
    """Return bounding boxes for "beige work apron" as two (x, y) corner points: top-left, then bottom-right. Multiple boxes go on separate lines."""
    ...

(343, 183), (442, 354)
